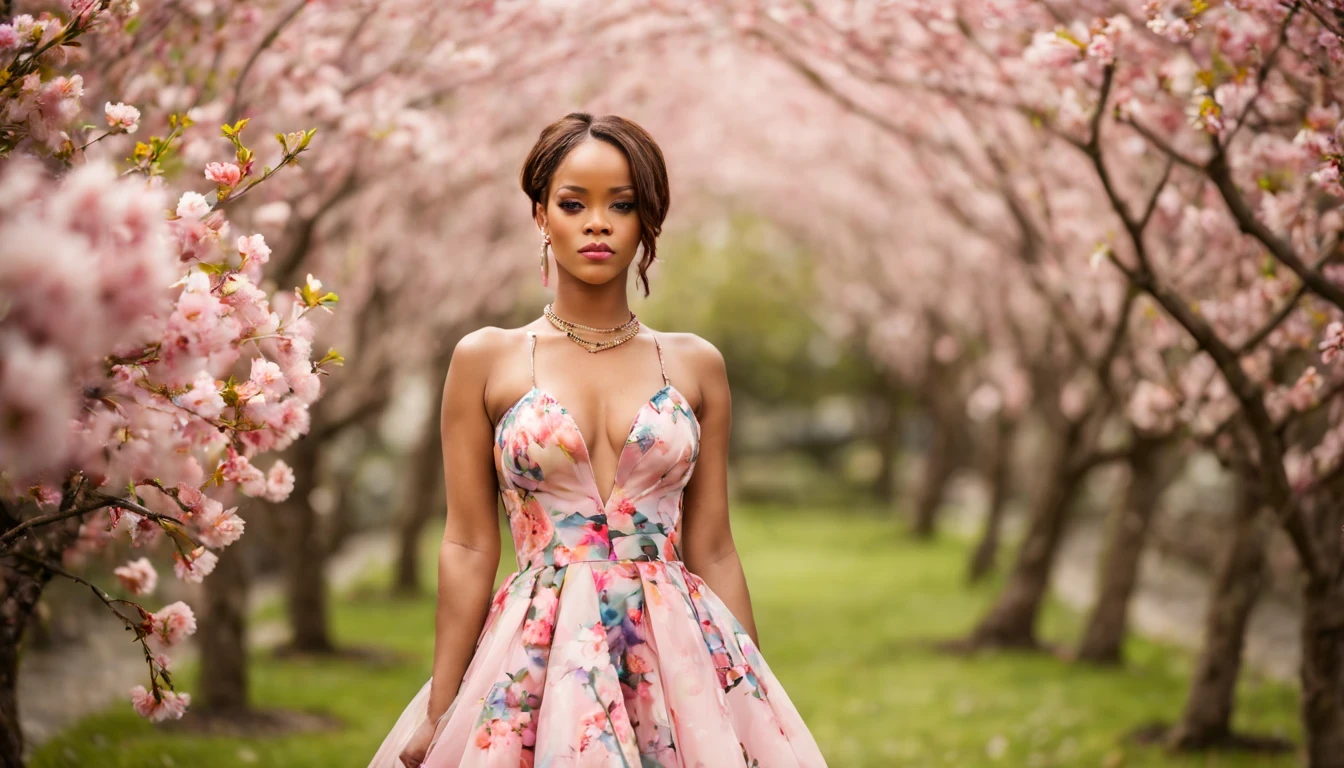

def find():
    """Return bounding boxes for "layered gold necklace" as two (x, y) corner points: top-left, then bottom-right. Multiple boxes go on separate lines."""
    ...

(544, 303), (641, 353)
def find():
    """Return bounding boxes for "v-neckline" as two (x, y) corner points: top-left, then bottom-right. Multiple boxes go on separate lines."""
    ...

(504, 384), (677, 510)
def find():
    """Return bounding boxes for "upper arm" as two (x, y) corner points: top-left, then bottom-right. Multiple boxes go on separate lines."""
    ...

(678, 334), (736, 564)
(439, 327), (503, 557)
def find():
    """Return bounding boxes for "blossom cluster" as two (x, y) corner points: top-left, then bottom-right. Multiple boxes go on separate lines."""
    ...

(1, 1), (338, 725)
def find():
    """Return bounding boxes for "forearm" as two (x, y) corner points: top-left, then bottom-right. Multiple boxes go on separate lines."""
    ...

(688, 547), (760, 650)
(426, 539), (499, 722)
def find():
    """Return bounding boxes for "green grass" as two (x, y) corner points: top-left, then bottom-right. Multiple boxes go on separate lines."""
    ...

(32, 505), (1301, 767)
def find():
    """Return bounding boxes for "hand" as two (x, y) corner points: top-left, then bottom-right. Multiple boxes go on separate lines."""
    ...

(398, 718), (438, 768)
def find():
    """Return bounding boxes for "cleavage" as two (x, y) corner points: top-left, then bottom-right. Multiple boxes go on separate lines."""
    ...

(543, 384), (661, 504)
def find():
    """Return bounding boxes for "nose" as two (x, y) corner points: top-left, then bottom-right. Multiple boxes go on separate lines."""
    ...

(584, 213), (612, 236)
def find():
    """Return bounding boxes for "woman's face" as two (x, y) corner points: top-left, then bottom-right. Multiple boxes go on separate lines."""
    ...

(535, 137), (642, 286)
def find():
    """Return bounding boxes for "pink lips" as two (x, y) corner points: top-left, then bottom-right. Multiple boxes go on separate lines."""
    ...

(579, 243), (614, 261)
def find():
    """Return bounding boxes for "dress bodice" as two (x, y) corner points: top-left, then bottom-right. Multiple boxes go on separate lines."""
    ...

(492, 331), (701, 572)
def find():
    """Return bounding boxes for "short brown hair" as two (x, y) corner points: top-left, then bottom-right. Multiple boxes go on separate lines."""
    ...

(520, 112), (670, 298)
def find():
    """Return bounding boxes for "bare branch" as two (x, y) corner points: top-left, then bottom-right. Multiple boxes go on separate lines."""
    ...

(1120, 116), (1206, 169)
(1138, 158), (1174, 230)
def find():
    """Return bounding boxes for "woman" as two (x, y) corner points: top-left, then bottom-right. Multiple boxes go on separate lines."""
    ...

(370, 112), (828, 767)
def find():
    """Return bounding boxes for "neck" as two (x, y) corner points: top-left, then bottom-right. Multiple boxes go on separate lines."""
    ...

(549, 293), (634, 330)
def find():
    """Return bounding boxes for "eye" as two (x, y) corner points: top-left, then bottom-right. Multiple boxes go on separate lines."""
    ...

(558, 200), (582, 212)
(614, 201), (637, 212)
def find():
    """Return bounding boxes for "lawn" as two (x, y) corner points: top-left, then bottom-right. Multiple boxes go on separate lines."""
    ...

(32, 504), (1301, 767)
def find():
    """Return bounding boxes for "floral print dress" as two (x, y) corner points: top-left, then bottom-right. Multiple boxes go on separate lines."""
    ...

(370, 330), (828, 768)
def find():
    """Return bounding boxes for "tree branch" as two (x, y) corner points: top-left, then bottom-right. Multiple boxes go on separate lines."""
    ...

(1205, 151), (1344, 311)
(0, 497), (114, 550)
(1235, 250), (1334, 355)
(1119, 116), (1205, 169)
(226, 0), (309, 124)
(1083, 64), (1324, 582)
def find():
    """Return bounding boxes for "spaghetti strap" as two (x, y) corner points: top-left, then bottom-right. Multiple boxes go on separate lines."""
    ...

(652, 332), (670, 387)
(526, 331), (538, 388)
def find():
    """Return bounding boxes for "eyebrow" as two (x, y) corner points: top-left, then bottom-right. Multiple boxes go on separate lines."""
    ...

(557, 185), (635, 194)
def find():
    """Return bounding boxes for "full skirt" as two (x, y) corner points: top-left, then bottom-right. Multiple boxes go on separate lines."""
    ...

(368, 559), (828, 767)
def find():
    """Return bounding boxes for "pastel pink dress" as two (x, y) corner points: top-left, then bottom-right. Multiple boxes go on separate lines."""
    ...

(369, 330), (828, 767)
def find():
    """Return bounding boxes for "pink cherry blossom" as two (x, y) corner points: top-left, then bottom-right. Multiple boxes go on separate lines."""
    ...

(195, 504), (244, 548)
(37, 75), (83, 126)
(0, 24), (20, 52)
(0, 0), (343, 731)
(263, 460), (296, 503)
(1085, 34), (1115, 64)
(112, 557), (158, 596)
(172, 546), (219, 584)
(1024, 30), (1081, 68)
(204, 162), (241, 187)
(177, 371), (227, 419)
(103, 101), (140, 133)
(0, 332), (73, 478)
(236, 233), (271, 266)
(122, 511), (161, 548)
(146, 600), (196, 651)
(174, 191), (210, 220)
(249, 358), (288, 399)
(129, 685), (190, 722)
(219, 447), (268, 497)
(28, 484), (62, 508)
(1321, 322), (1344, 364)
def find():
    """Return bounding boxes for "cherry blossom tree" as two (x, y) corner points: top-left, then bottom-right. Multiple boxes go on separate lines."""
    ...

(709, 0), (1344, 761)
(0, 2), (337, 760)
(573, 0), (1343, 760)
(9, 0), (1343, 764)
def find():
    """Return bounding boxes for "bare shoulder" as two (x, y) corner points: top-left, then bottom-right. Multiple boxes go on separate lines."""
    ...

(446, 327), (501, 381)
(443, 326), (530, 394)
(662, 331), (725, 377)
(658, 331), (727, 412)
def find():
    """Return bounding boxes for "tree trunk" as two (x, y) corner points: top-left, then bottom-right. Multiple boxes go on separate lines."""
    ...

(323, 476), (357, 560)
(0, 634), (20, 768)
(911, 409), (958, 539)
(0, 480), (86, 767)
(968, 417), (1016, 584)
(873, 393), (902, 507)
(197, 521), (252, 713)
(968, 425), (1083, 648)
(1299, 476), (1344, 767)
(280, 438), (334, 653)
(394, 426), (443, 596)
(1167, 483), (1271, 749)
(0, 483), (88, 765)
(1300, 577), (1344, 766)
(1076, 436), (1178, 664)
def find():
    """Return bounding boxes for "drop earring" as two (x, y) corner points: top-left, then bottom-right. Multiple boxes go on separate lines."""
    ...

(539, 232), (551, 287)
